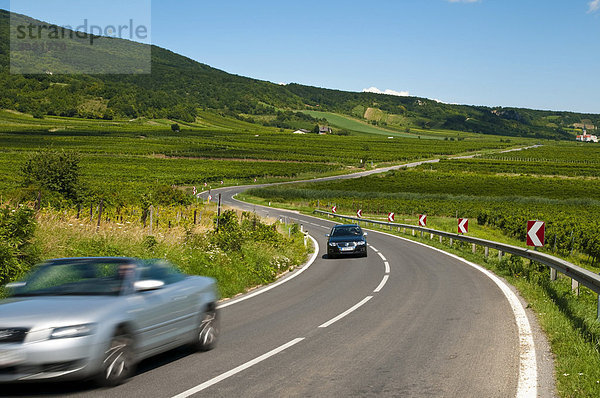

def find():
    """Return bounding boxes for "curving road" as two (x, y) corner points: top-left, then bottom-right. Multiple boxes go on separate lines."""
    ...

(2, 155), (554, 397)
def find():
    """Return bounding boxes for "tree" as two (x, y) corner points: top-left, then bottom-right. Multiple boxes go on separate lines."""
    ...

(171, 123), (180, 132)
(21, 149), (82, 200)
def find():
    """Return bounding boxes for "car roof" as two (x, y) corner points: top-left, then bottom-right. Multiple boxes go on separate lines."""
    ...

(43, 257), (142, 265)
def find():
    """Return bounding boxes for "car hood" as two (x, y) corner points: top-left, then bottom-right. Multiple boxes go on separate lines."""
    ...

(329, 236), (365, 243)
(0, 296), (123, 329)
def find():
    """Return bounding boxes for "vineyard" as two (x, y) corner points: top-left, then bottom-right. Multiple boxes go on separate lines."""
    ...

(247, 144), (600, 268)
(0, 111), (517, 203)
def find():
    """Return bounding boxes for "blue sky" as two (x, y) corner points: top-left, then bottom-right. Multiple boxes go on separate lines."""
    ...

(4, 0), (600, 113)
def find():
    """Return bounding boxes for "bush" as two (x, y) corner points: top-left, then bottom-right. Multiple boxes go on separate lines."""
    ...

(0, 205), (39, 285)
(21, 149), (82, 201)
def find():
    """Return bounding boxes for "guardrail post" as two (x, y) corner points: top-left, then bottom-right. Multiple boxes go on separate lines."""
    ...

(412, 229), (415, 236)
(550, 268), (557, 281)
(403, 228), (406, 234)
(300, 224), (304, 233)
(498, 250), (503, 260)
(430, 233), (434, 240)
(472, 244), (476, 254)
(439, 235), (442, 244)
(484, 247), (489, 258)
(449, 238), (453, 246)
(572, 279), (580, 296)
(420, 231), (424, 238)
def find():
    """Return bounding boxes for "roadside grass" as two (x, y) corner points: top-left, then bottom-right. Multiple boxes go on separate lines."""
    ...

(239, 194), (600, 397)
(31, 206), (311, 299)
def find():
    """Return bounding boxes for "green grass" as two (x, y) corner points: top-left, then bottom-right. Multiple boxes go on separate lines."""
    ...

(299, 110), (440, 139)
(32, 206), (312, 299)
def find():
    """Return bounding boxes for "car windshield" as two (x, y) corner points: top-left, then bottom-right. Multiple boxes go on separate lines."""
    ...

(332, 226), (362, 237)
(7, 259), (137, 297)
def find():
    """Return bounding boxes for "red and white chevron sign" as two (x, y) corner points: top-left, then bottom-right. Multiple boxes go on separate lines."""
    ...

(388, 212), (395, 222)
(332, 206), (337, 214)
(419, 214), (427, 227)
(458, 218), (468, 234)
(527, 221), (545, 247)
(357, 209), (362, 218)
(192, 186), (197, 195)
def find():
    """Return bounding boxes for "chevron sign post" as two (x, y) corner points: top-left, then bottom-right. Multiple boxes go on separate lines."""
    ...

(458, 218), (468, 234)
(357, 209), (362, 218)
(388, 212), (395, 222)
(527, 221), (545, 247)
(332, 206), (337, 214)
(419, 215), (427, 227)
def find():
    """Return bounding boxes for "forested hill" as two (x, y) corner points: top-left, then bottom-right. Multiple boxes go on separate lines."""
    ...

(0, 9), (597, 139)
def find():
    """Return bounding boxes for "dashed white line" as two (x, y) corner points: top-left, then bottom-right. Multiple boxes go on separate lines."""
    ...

(369, 245), (379, 252)
(319, 296), (373, 328)
(377, 252), (387, 262)
(384, 261), (390, 274)
(373, 275), (389, 293)
(171, 338), (305, 398)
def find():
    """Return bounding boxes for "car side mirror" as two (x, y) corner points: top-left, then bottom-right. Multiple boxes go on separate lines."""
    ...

(325, 234), (330, 237)
(134, 280), (165, 292)
(363, 232), (368, 236)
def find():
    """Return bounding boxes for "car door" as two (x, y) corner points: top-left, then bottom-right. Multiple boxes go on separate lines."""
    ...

(130, 262), (194, 355)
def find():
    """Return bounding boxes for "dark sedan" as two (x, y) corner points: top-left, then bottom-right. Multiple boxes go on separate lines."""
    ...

(326, 224), (368, 258)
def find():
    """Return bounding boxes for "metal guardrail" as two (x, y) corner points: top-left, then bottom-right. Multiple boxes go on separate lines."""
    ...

(314, 210), (600, 318)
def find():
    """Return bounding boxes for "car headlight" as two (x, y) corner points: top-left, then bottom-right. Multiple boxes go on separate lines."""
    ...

(357, 241), (366, 245)
(328, 242), (337, 247)
(50, 324), (96, 339)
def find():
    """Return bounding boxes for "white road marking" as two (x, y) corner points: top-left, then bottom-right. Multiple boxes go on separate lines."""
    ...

(377, 252), (387, 262)
(370, 229), (538, 398)
(218, 236), (320, 309)
(171, 338), (305, 398)
(373, 275), (389, 293)
(369, 245), (379, 252)
(319, 296), (373, 328)
(384, 261), (390, 274)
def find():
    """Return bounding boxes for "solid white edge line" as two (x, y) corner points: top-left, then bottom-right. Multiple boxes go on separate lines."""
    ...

(369, 229), (537, 398)
(217, 235), (320, 309)
(384, 261), (390, 274)
(171, 338), (305, 398)
(377, 252), (387, 262)
(319, 296), (373, 328)
(373, 275), (389, 293)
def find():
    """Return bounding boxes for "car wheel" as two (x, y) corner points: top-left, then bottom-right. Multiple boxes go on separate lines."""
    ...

(193, 304), (219, 352)
(328, 251), (336, 259)
(97, 331), (134, 387)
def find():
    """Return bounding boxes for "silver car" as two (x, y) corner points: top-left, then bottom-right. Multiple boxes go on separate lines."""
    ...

(0, 257), (219, 386)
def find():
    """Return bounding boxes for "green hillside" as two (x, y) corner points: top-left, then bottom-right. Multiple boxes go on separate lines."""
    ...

(0, 9), (598, 139)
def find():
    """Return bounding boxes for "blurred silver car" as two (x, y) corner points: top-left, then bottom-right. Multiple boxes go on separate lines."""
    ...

(0, 257), (219, 386)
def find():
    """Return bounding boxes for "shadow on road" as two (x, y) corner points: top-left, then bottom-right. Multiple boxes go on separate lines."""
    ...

(0, 346), (195, 397)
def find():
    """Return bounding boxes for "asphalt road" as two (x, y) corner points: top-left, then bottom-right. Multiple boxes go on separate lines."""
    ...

(2, 155), (554, 397)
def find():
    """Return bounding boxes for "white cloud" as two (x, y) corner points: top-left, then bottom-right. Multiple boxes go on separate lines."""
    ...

(589, 0), (600, 13)
(363, 87), (410, 97)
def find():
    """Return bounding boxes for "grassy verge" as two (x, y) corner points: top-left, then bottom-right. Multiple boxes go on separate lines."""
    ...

(25, 207), (312, 299)
(240, 194), (600, 397)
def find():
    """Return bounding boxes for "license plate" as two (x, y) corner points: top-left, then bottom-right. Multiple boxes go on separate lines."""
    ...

(340, 247), (354, 252)
(0, 350), (25, 367)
